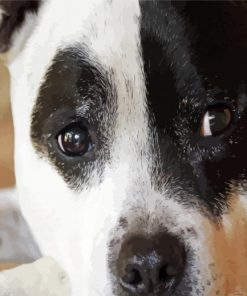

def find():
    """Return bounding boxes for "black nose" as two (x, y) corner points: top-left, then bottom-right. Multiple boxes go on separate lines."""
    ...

(117, 233), (186, 295)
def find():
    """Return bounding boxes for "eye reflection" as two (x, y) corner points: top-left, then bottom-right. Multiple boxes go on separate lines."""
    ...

(200, 105), (232, 137)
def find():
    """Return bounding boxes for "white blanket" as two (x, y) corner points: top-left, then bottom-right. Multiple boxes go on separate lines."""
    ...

(0, 257), (71, 296)
(0, 189), (71, 295)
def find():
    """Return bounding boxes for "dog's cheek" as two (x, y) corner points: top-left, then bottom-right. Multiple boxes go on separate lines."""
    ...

(202, 193), (247, 295)
(15, 158), (121, 294)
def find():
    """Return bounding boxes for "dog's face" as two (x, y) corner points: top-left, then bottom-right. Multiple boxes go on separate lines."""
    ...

(1, 0), (247, 295)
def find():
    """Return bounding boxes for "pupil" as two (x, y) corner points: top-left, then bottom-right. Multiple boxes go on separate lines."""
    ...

(62, 126), (89, 155)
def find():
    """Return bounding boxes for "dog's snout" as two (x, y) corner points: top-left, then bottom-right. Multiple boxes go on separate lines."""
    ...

(117, 233), (186, 294)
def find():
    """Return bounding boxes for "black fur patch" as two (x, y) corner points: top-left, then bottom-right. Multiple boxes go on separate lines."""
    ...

(31, 46), (117, 190)
(140, 1), (247, 216)
(0, 0), (40, 52)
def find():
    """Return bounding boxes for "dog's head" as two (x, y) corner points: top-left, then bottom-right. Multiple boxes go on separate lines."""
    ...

(1, 0), (247, 295)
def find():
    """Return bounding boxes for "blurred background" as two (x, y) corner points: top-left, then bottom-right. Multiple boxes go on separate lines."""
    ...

(0, 62), (33, 271)
(0, 62), (15, 189)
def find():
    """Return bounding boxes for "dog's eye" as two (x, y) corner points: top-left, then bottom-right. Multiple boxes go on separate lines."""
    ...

(200, 105), (232, 137)
(57, 124), (93, 156)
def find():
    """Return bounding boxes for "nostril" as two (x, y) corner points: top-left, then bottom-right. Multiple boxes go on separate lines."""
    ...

(120, 265), (150, 294)
(121, 267), (142, 286)
(159, 264), (178, 283)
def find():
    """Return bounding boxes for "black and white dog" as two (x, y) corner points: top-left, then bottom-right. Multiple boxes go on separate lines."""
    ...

(1, 0), (247, 295)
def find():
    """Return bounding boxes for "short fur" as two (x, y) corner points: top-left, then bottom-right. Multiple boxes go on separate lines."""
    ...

(1, 0), (247, 295)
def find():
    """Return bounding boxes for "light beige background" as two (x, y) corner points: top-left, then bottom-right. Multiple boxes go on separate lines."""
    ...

(0, 64), (40, 272)
(0, 62), (16, 270)
(0, 62), (15, 189)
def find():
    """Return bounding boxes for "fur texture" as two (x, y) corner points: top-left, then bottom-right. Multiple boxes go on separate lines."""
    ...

(1, 0), (247, 295)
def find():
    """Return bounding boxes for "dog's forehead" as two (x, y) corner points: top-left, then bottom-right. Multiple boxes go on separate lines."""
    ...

(30, 0), (247, 118)
(26, 0), (142, 99)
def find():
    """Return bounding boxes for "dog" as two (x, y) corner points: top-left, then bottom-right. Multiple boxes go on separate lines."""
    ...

(1, 0), (247, 295)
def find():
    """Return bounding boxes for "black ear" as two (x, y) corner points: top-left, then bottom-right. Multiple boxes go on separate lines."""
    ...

(0, 1), (40, 53)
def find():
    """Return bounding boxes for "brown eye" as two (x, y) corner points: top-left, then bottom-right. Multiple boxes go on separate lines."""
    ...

(57, 124), (93, 156)
(200, 105), (232, 137)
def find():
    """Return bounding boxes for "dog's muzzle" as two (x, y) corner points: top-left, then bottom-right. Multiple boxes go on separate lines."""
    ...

(116, 232), (186, 295)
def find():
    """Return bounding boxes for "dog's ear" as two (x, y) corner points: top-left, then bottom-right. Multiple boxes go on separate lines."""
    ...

(0, 1), (40, 62)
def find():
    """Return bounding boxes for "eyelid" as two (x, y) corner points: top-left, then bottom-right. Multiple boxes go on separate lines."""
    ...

(54, 118), (90, 139)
